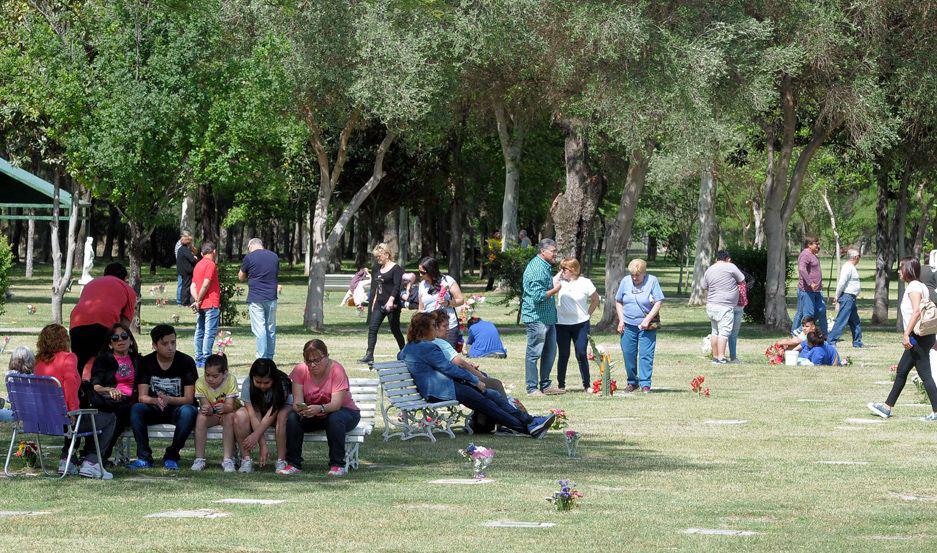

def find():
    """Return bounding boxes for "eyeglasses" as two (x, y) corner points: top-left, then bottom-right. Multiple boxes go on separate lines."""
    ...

(110, 333), (129, 342)
(308, 354), (325, 364)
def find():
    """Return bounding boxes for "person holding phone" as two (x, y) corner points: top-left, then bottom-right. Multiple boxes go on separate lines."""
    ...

(234, 358), (292, 473)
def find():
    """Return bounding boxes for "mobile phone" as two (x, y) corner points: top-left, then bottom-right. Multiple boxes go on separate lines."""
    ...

(910, 335), (918, 347)
(295, 402), (308, 410)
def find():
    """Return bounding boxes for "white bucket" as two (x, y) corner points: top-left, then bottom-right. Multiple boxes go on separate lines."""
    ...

(784, 350), (799, 366)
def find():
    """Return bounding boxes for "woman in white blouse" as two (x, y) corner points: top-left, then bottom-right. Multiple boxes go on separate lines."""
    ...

(554, 258), (600, 392)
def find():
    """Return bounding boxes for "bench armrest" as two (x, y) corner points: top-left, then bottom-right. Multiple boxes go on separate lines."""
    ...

(67, 408), (100, 416)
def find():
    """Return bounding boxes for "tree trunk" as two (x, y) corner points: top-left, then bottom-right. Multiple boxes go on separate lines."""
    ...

(494, 101), (525, 251)
(895, 173), (909, 331)
(383, 209), (399, 258)
(50, 172), (80, 325)
(180, 189), (196, 233)
(872, 163), (892, 325)
(127, 222), (145, 333)
(420, 202), (435, 258)
(198, 183), (217, 244)
(553, 118), (606, 261)
(398, 208), (409, 267)
(912, 180), (929, 259)
(25, 210), (35, 278)
(103, 204), (117, 260)
(596, 142), (654, 331)
(354, 212), (368, 269)
(689, 166), (718, 306)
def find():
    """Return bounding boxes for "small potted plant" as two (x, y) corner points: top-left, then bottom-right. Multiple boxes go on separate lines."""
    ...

(459, 443), (494, 480)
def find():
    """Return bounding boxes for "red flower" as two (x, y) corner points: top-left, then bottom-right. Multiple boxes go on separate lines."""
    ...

(703, 387), (710, 397)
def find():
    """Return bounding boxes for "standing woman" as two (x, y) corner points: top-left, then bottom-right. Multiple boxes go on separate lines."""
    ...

(359, 243), (404, 364)
(614, 259), (665, 393)
(555, 258), (600, 392)
(89, 323), (143, 463)
(868, 258), (937, 421)
(418, 256), (465, 348)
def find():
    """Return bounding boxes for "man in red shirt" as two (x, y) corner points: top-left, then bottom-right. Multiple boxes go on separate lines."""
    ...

(191, 242), (221, 369)
(69, 262), (137, 375)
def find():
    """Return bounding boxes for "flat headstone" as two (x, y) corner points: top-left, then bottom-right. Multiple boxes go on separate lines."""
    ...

(816, 461), (869, 466)
(0, 511), (50, 517)
(216, 499), (285, 505)
(598, 417), (638, 422)
(684, 528), (758, 537)
(874, 381), (893, 385)
(899, 403), (929, 407)
(591, 485), (625, 492)
(835, 426), (864, 431)
(797, 399), (825, 403)
(844, 418), (884, 425)
(704, 420), (749, 425)
(868, 536), (913, 541)
(484, 520), (556, 528)
(893, 493), (937, 502)
(145, 509), (228, 519)
(399, 503), (458, 511)
(429, 478), (496, 485)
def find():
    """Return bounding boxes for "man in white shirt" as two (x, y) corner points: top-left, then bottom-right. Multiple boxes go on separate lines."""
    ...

(828, 248), (863, 348)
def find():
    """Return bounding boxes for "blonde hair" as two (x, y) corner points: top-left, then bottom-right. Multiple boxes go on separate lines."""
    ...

(372, 243), (394, 259)
(628, 258), (647, 274)
(559, 258), (581, 277)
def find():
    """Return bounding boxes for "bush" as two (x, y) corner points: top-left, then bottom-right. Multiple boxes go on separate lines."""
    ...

(730, 248), (795, 325)
(0, 236), (12, 316)
(489, 246), (538, 317)
(218, 262), (243, 327)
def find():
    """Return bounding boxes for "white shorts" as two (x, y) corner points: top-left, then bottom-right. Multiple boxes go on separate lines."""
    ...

(707, 305), (735, 338)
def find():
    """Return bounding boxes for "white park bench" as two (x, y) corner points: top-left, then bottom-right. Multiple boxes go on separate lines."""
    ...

(373, 360), (471, 442)
(116, 377), (378, 471)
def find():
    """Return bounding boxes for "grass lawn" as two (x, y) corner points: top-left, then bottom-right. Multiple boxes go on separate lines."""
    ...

(0, 258), (933, 552)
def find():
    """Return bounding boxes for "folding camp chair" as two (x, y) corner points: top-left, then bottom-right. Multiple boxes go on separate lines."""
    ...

(3, 373), (106, 478)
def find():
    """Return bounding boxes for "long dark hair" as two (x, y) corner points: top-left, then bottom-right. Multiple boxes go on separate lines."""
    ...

(248, 358), (288, 413)
(98, 322), (139, 357)
(419, 256), (444, 294)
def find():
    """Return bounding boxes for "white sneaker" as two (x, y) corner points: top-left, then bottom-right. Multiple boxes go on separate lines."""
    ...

(58, 458), (78, 476)
(190, 458), (207, 471)
(275, 459), (288, 472)
(221, 458), (236, 473)
(79, 460), (113, 480)
(327, 466), (348, 477)
(238, 458), (253, 473)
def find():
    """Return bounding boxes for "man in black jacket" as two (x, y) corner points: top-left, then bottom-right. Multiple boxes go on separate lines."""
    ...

(176, 232), (197, 306)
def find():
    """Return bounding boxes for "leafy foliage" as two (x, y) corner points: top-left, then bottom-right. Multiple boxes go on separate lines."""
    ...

(489, 246), (537, 314)
(0, 236), (12, 316)
(730, 248), (794, 325)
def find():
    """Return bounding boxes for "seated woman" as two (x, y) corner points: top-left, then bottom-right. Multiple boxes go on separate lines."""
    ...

(798, 331), (840, 366)
(33, 323), (117, 480)
(339, 267), (370, 308)
(89, 323), (142, 464)
(235, 358), (292, 474)
(282, 340), (360, 477)
(0, 346), (36, 422)
(398, 313), (554, 438)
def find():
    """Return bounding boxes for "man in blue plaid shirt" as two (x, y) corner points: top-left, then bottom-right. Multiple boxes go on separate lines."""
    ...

(521, 238), (564, 395)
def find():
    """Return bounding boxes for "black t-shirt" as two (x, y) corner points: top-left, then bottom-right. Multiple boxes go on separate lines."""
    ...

(137, 351), (198, 398)
(177, 247), (197, 278)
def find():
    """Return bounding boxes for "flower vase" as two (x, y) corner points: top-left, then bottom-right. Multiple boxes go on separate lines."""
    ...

(472, 457), (492, 480)
(564, 435), (580, 458)
(553, 494), (573, 512)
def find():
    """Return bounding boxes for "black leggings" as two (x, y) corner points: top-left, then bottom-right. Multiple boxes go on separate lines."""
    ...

(887, 333), (937, 410)
(365, 307), (404, 355)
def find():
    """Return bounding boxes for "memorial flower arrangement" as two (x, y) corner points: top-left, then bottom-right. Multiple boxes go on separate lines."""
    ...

(546, 480), (583, 511)
(690, 375), (710, 398)
(26, 304), (36, 315)
(587, 337), (616, 396)
(215, 330), (233, 355)
(564, 430), (581, 458)
(148, 284), (169, 307)
(14, 441), (39, 468)
(459, 443), (495, 479)
(765, 343), (785, 365)
(0, 336), (10, 355)
(550, 408), (568, 430)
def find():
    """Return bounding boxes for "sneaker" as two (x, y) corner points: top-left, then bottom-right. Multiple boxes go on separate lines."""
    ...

(163, 459), (179, 471)
(921, 413), (937, 422)
(190, 458), (207, 471)
(275, 459), (288, 472)
(237, 458), (253, 473)
(641, 386), (651, 393)
(276, 464), (301, 476)
(79, 460), (113, 480)
(867, 402), (892, 419)
(327, 466), (347, 477)
(542, 387), (566, 395)
(219, 458), (236, 473)
(584, 387), (595, 394)
(623, 384), (639, 393)
(728, 358), (742, 364)
(527, 390), (545, 397)
(58, 458), (79, 476)
(528, 414), (556, 439)
(128, 459), (153, 470)
(495, 426), (527, 437)
(711, 358), (727, 365)
(358, 353), (374, 364)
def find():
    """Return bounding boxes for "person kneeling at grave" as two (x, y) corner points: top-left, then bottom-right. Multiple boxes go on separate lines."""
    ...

(398, 312), (554, 438)
(777, 316), (817, 352)
(798, 331), (841, 366)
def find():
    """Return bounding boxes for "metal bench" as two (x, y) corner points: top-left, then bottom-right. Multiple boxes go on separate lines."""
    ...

(373, 360), (471, 442)
(117, 377), (378, 471)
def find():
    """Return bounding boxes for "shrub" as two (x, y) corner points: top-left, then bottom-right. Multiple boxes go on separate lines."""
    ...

(730, 248), (794, 325)
(0, 236), (12, 316)
(218, 262), (243, 327)
(489, 246), (538, 320)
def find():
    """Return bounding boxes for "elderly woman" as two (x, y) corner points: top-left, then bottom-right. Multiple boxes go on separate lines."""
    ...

(359, 243), (404, 364)
(555, 258), (600, 392)
(89, 323), (143, 464)
(0, 346), (36, 422)
(614, 259), (665, 393)
(869, 258), (937, 421)
(284, 339), (361, 477)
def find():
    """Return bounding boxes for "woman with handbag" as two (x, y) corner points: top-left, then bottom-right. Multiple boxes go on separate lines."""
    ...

(89, 322), (143, 463)
(868, 257), (937, 421)
(555, 258), (600, 392)
(614, 258), (665, 393)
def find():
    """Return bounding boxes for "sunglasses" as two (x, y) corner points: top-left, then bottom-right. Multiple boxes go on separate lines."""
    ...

(110, 332), (130, 342)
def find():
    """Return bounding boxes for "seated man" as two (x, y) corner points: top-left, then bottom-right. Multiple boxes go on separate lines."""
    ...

(778, 316), (817, 352)
(798, 331), (840, 366)
(129, 324), (198, 470)
(465, 315), (507, 359)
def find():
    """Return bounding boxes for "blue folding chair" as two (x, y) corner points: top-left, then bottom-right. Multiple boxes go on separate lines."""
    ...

(3, 373), (106, 478)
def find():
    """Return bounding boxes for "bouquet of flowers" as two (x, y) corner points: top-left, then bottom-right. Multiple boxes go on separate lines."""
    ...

(14, 441), (39, 468)
(215, 330), (233, 355)
(690, 375), (710, 398)
(26, 304), (37, 315)
(591, 378), (618, 394)
(765, 343), (785, 365)
(546, 480), (583, 511)
(170, 313), (180, 324)
(550, 409), (568, 430)
(459, 443), (495, 479)
(564, 430), (581, 458)
(458, 295), (487, 326)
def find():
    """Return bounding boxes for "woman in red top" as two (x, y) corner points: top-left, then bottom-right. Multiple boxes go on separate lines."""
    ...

(34, 324), (117, 480)
(279, 339), (360, 477)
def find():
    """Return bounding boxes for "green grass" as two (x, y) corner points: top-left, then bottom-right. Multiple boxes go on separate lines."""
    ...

(0, 259), (930, 552)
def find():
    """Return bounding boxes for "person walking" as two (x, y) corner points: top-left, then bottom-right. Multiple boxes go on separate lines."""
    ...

(615, 259), (664, 392)
(69, 262), (137, 376)
(358, 243), (404, 364)
(700, 250), (746, 364)
(793, 235), (828, 335)
(828, 248), (863, 348)
(554, 258), (599, 392)
(176, 232), (197, 306)
(239, 238), (280, 360)
(521, 239), (563, 396)
(868, 258), (937, 421)
(191, 242), (221, 369)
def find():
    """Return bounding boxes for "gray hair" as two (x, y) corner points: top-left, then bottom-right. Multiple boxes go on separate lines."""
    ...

(846, 249), (860, 260)
(538, 238), (556, 252)
(9, 346), (35, 374)
(247, 238), (264, 250)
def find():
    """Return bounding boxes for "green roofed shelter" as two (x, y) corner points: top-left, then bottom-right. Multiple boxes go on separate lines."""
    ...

(0, 157), (88, 221)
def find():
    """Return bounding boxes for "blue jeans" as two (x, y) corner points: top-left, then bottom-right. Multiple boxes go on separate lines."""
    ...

(0, 408), (13, 423)
(828, 293), (862, 347)
(793, 289), (828, 335)
(556, 321), (591, 390)
(621, 324), (657, 388)
(451, 382), (532, 434)
(248, 300), (278, 359)
(728, 306), (744, 360)
(176, 274), (183, 305)
(194, 307), (220, 368)
(130, 403), (198, 462)
(524, 322), (556, 393)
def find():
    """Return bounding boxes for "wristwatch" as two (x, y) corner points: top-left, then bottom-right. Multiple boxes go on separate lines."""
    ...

(320, 404), (326, 414)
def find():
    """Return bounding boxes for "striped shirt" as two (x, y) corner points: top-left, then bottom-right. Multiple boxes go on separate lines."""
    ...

(521, 255), (557, 325)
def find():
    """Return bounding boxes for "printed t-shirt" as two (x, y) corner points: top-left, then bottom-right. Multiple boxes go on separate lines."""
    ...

(195, 372), (241, 408)
(290, 361), (359, 415)
(138, 351), (197, 398)
(418, 275), (459, 328)
(113, 354), (136, 396)
(192, 257), (221, 309)
(69, 275), (136, 329)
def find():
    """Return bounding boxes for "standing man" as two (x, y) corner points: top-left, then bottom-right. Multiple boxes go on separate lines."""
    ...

(69, 262), (136, 375)
(793, 235), (828, 336)
(700, 250), (746, 364)
(828, 249), (863, 348)
(239, 238), (280, 360)
(176, 232), (196, 306)
(191, 242), (221, 369)
(521, 238), (564, 396)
